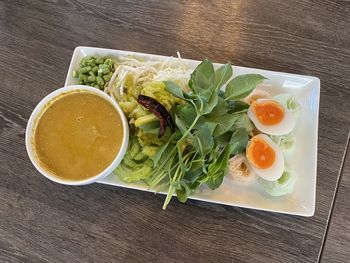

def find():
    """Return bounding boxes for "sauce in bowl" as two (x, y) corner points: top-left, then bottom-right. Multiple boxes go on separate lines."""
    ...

(33, 90), (124, 181)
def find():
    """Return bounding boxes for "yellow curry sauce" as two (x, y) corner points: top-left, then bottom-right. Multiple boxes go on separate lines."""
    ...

(34, 91), (123, 181)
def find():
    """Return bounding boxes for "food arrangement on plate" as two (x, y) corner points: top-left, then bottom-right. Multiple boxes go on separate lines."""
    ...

(71, 53), (302, 209)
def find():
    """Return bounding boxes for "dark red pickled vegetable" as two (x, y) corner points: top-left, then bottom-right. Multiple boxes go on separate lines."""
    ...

(137, 95), (175, 138)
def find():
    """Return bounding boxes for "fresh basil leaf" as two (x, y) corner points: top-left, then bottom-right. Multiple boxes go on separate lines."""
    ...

(209, 97), (248, 117)
(195, 137), (203, 158)
(188, 61), (233, 115)
(212, 63), (232, 92)
(211, 113), (240, 136)
(175, 114), (188, 135)
(193, 71), (213, 94)
(173, 104), (197, 128)
(207, 144), (231, 175)
(210, 97), (229, 116)
(176, 138), (190, 173)
(164, 81), (195, 101)
(225, 74), (266, 100)
(229, 128), (249, 155)
(195, 125), (214, 156)
(232, 114), (254, 132)
(189, 59), (214, 91)
(175, 189), (187, 203)
(200, 92), (218, 115)
(151, 140), (171, 167)
(195, 111), (238, 137)
(206, 144), (232, 190)
(206, 175), (224, 190)
(164, 81), (187, 100)
(214, 132), (231, 148)
(218, 89), (225, 98)
(227, 100), (250, 113)
(190, 181), (202, 191)
(183, 161), (204, 182)
(175, 182), (191, 203)
(195, 117), (217, 134)
(151, 131), (180, 166)
(197, 64), (232, 113)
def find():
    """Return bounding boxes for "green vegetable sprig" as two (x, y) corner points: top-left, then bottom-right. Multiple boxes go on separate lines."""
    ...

(147, 59), (266, 209)
(73, 56), (115, 90)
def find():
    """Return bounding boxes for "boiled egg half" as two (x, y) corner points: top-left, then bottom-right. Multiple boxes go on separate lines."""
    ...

(247, 99), (295, 136)
(246, 134), (284, 181)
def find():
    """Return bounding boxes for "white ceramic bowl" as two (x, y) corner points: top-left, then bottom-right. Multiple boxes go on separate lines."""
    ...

(25, 85), (129, 185)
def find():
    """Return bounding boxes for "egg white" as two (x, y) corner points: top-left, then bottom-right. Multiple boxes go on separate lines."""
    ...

(247, 99), (295, 136)
(246, 134), (284, 181)
(242, 88), (271, 105)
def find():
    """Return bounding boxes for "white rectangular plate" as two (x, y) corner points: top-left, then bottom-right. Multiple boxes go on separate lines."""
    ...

(65, 46), (319, 216)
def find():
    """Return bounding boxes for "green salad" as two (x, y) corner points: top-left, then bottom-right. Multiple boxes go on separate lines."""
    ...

(73, 54), (301, 208)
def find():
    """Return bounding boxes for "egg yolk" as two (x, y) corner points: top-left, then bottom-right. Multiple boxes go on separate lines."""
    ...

(252, 101), (284, 125)
(247, 137), (276, 169)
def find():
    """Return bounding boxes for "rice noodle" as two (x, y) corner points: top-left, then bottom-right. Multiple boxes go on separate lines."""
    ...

(107, 52), (192, 101)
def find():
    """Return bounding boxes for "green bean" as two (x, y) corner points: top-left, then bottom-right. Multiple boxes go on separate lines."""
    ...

(92, 66), (99, 73)
(95, 57), (105, 64)
(72, 70), (79, 78)
(80, 58), (87, 67)
(96, 76), (105, 86)
(103, 72), (113, 81)
(87, 75), (96, 82)
(83, 75), (90, 83)
(79, 73), (85, 81)
(87, 59), (96, 67)
(104, 58), (113, 67)
(102, 68), (110, 74)
(98, 68), (103, 75)
(82, 56), (93, 66)
(79, 66), (92, 74)
(75, 57), (115, 86)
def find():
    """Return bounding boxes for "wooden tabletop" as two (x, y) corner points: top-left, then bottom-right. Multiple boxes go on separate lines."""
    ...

(1, 1), (349, 262)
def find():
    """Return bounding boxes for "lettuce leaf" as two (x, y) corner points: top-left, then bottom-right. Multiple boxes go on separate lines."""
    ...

(274, 93), (301, 117)
(270, 132), (296, 152)
(259, 170), (296, 196)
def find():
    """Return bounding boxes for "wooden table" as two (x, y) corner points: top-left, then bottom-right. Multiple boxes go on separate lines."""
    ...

(1, 1), (349, 262)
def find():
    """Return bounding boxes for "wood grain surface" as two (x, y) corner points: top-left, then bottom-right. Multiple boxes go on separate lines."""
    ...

(0, 0), (350, 262)
(321, 139), (350, 263)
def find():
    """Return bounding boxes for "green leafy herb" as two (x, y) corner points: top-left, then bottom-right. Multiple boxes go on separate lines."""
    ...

(229, 128), (249, 155)
(206, 144), (232, 190)
(225, 74), (266, 100)
(130, 59), (268, 209)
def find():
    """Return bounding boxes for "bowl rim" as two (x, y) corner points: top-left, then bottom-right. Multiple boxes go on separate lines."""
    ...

(25, 85), (129, 185)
